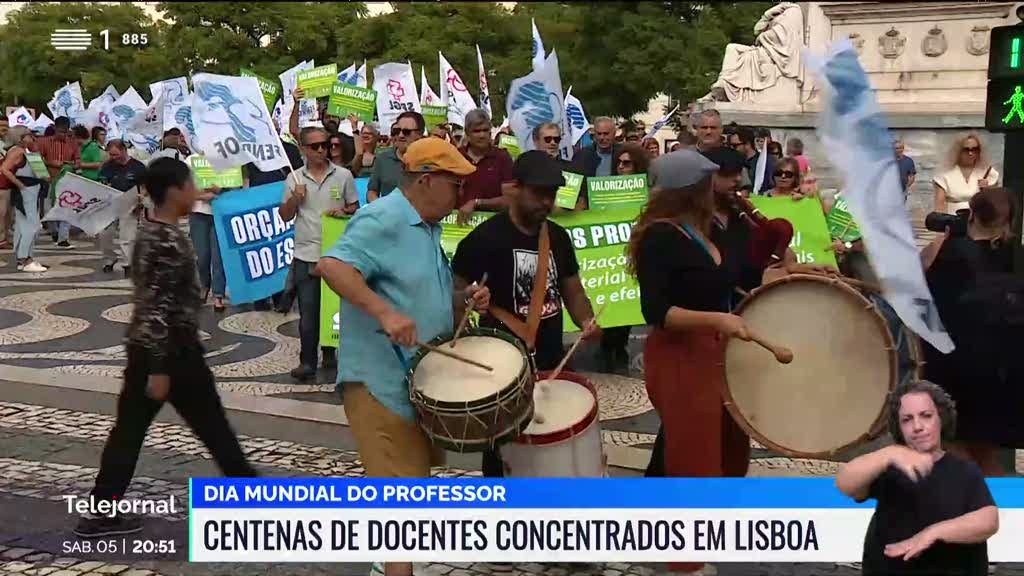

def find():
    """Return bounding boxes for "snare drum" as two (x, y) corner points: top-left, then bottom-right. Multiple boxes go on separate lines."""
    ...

(408, 327), (534, 453)
(501, 371), (605, 477)
(723, 274), (911, 458)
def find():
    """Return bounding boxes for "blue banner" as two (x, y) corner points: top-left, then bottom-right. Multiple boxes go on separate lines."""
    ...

(211, 181), (294, 304)
(356, 176), (369, 206)
(190, 477), (1024, 509)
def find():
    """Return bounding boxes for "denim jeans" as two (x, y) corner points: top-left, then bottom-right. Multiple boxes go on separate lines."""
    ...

(189, 213), (225, 297)
(294, 259), (322, 368)
(13, 185), (40, 260)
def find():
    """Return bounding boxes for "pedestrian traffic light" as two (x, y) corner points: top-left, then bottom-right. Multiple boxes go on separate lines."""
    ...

(986, 24), (1024, 131)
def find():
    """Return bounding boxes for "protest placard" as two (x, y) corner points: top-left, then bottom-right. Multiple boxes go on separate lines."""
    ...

(189, 155), (244, 189)
(296, 64), (338, 99)
(587, 174), (648, 209)
(498, 134), (520, 159)
(422, 104), (448, 129)
(749, 196), (839, 268)
(326, 83), (376, 122)
(240, 68), (281, 112)
(25, 153), (50, 181)
(556, 172), (583, 210)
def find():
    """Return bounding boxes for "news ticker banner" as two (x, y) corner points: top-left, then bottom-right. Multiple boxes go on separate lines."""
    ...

(188, 478), (1024, 563)
(317, 207), (644, 347)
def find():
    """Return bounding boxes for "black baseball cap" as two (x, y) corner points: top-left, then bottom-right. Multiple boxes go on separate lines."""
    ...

(164, 128), (182, 137)
(701, 147), (746, 176)
(512, 150), (566, 191)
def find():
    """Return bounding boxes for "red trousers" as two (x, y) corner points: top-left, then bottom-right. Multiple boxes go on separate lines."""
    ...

(645, 327), (750, 572)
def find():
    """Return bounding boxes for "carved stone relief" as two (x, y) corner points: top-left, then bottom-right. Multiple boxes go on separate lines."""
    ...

(922, 26), (947, 57)
(879, 27), (906, 59)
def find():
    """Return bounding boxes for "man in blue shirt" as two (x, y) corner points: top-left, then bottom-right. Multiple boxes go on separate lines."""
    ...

(316, 138), (489, 488)
(895, 138), (916, 199)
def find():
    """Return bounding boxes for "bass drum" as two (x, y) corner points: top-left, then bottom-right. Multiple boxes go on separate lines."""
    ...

(723, 274), (902, 459)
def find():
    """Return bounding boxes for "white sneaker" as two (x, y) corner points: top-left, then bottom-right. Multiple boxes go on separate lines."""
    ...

(21, 261), (47, 273)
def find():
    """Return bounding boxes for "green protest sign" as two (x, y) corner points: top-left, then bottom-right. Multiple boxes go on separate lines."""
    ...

(318, 206), (645, 347)
(556, 172), (584, 210)
(296, 64), (338, 99)
(25, 152), (49, 181)
(422, 104), (448, 130)
(188, 155), (244, 189)
(498, 134), (520, 159)
(327, 83), (376, 121)
(749, 196), (838, 268)
(587, 174), (648, 209)
(240, 68), (280, 112)
(825, 195), (862, 243)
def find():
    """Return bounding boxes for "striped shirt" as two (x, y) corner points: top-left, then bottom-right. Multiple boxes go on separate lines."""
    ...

(36, 135), (80, 179)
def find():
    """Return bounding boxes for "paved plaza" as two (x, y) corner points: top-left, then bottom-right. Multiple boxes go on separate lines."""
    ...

(1, 237), (1020, 576)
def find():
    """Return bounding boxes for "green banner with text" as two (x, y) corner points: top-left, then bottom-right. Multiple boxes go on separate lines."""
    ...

(327, 83), (377, 121)
(556, 172), (584, 210)
(422, 104), (448, 129)
(587, 174), (648, 209)
(188, 155), (244, 189)
(497, 134), (520, 159)
(240, 68), (280, 112)
(318, 207), (644, 347)
(749, 196), (838, 268)
(297, 64), (338, 99)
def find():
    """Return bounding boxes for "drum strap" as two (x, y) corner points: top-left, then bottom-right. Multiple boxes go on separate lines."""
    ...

(488, 221), (550, 351)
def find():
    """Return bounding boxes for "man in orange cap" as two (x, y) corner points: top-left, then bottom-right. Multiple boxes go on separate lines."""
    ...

(316, 140), (491, 576)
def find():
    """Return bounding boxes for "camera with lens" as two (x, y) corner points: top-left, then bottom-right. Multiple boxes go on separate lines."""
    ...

(925, 209), (969, 237)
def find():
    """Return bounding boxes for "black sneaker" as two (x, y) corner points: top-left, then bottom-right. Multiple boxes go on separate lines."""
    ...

(322, 352), (337, 370)
(102, 263), (114, 273)
(57, 241), (73, 250)
(74, 514), (143, 538)
(123, 266), (132, 278)
(290, 365), (316, 382)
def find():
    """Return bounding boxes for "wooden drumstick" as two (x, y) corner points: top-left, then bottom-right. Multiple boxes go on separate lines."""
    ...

(745, 329), (794, 364)
(451, 273), (488, 347)
(375, 330), (494, 372)
(543, 303), (609, 385)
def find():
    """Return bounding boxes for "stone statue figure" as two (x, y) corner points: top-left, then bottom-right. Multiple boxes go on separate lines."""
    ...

(701, 2), (804, 104)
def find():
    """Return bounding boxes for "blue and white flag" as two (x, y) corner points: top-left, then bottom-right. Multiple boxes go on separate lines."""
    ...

(477, 45), (492, 119)
(531, 18), (546, 72)
(644, 103), (679, 140)
(123, 89), (163, 157)
(88, 84), (120, 110)
(507, 50), (571, 160)
(808, 39), (953, 353)
(30, 113), (53, 134)
(212, 182), (294, 304)
(337, 62), (359, 85)
(279, 60), (318, 128)
(48, 82), (85, 119)
(109, 87), (147, 140)
(149, 76), (189, 132)
(563, 86), (590, 146)
(7, 107), (33, 128)
(356, 59), (368, 89)
(192, 73), (289, 173)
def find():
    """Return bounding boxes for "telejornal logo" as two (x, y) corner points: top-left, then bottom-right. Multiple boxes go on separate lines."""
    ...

(50, 29), (91, 51)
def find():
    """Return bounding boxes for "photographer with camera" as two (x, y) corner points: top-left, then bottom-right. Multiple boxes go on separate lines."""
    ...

(920, 186), (1021, 476)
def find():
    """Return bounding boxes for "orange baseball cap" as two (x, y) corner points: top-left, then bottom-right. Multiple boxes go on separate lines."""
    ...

(402, 138), (476, 176)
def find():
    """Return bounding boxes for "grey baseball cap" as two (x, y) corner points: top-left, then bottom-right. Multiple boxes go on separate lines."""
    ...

(648, 148), (720, 189)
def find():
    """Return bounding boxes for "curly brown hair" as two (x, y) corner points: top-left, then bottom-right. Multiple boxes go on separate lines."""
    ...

(886, 380), (957, 445)
(626, 176), (714, 276)
(616, 143), (650, 175)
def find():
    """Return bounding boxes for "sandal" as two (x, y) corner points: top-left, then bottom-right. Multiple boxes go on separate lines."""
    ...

(213, 296), (226, 312)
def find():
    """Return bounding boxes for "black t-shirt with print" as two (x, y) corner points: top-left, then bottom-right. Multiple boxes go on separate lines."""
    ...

(859, 452), (994, 576)
(452, 212), (580, 371)
(98, 158), (147, 192)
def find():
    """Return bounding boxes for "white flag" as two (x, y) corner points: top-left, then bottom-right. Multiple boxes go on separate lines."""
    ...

(753, 143), (768, 194)
(507, 50), (571, 160)
(421, 66), (441, 106)
(374, 62), (421, 136)
(563, 87), (590, 146)
(48, 82), (85, 119)
(337, 62), (359, 85)
(439, 52), (478, 126)
(31, 113), (53, 134)
(124, 89), (164, 157)
(7, 107), (33, 128)
(89, 85), (120, 110)
(191, 73), (288, 172)
(149, 77), (189, 131)
(109, 87), (148, 140)
(477, 45), (492, 119)
(531, 19), (546, 72)
(356, 60), (368, 89)
(644, 104), (679, 140)
(279, 60), (318, 129)
(72, 99), (116, 132)
(174, 94), (199, 152)
(42, 173), (123, 236)
(809, 40), (953, 353)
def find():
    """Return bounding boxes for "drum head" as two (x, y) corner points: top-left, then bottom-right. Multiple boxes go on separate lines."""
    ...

(724, 275), (896, 458)
(526, 379), (595, 436)
(412, 334), (525, 404)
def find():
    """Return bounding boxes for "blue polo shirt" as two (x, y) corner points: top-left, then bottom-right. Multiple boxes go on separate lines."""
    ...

(323, 190), (454, 421)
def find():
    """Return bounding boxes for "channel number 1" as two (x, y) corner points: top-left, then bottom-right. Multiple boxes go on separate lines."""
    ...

(99, 30), (149, 50)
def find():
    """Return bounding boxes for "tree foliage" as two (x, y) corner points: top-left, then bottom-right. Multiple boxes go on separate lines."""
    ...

(0, 1), (772, 122)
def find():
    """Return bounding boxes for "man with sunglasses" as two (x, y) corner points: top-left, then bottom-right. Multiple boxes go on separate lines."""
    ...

(280, 127), (358, 382)
(453, 150), (600, 479)
(317, 139), (488, 576)
(572, 116), (622, 210)
(457, 109), (514, 225)
(367, 111), (424, 203)
(727, 125), (774, 195)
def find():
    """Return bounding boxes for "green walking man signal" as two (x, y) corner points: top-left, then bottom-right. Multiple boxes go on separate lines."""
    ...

(1002, 85), (1024, 124)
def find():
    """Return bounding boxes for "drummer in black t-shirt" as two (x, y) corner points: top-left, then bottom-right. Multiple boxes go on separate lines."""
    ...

(836, 380), (999, 576)
(452, 150), (600, 478)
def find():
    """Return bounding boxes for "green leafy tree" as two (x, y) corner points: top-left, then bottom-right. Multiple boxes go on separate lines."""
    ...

(0, 2), (172, 109)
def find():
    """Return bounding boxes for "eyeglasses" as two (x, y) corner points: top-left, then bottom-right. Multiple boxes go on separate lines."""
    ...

(543, 136), (562, 144)
(617, 158), (634, 167)
(774, 170), (796, 179)
(396, 128), (420, 137)
(305, 141), (329, 151)
(432, 174), (464, 192)
(962, 146), (980, 154)
(727, 141), (742, 149)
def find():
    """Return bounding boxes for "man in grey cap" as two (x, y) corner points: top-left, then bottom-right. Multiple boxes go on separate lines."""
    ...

(452, 150), (600, 478)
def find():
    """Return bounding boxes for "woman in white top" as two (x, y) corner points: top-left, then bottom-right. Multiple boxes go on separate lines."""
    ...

(932, 133), (999, 214)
